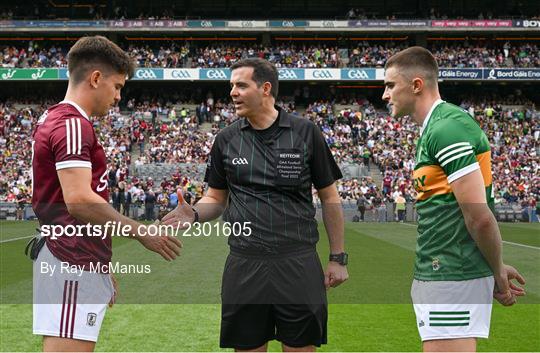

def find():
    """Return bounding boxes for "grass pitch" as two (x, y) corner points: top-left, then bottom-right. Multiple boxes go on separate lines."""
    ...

(1, 220), (539, 351)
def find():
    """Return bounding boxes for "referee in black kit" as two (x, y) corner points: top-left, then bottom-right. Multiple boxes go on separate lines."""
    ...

(162, 58), (348, 352)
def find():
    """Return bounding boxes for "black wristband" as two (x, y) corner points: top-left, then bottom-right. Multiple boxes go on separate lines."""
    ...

(329, 252), (348, 266)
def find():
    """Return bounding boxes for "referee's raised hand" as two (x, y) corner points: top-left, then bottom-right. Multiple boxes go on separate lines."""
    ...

(161, 189), (196, 228)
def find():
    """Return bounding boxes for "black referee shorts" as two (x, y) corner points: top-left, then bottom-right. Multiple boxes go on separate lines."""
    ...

(220, 246), (327, 350)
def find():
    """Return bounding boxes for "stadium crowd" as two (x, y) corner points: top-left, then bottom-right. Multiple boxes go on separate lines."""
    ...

(2, 41), (540, 69)
(1, 92), (537, 221)
(2, 3), (539, 21)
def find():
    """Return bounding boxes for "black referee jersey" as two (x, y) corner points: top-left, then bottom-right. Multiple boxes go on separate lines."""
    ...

(204, 106), (342, 253)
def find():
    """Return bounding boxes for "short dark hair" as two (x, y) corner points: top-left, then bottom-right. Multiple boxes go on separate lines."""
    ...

(230, 58), (279, 98)
(385, 46), (438, 86)
(67, 36), (135, 84)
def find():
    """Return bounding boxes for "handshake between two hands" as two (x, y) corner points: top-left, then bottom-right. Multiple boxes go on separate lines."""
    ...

(110, 190), (192, 307)
(137, 189), (194, 261)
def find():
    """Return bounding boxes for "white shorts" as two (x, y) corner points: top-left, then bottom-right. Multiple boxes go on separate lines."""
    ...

(411, 276), (494, 341)
(33, 243), (113, 342)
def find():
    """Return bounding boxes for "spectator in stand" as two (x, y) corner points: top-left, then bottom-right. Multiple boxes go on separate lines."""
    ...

(381, 172), (393, 195)
(356, 193), (369, 221)
(111, 187), (121, 212)
(395, 192), (406, 222)
(15, 188), (28, 220)
(144, 189), (157, 220)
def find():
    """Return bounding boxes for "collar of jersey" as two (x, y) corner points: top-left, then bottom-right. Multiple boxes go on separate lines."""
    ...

(240, 105), (291, 130)
(58, 100), (90, 121)
(419, 98), (444, 136)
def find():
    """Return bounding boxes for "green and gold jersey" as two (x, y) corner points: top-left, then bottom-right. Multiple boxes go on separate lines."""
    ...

(413, 100), (494, 281)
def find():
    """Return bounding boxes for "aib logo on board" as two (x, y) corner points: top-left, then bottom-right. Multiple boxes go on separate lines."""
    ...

(206, 69), (228, 79)
(313, 70), (333, 79)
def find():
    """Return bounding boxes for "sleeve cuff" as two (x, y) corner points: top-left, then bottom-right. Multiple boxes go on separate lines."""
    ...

(314, 179), (338, 190)
(447, 162), (480, 183)
(208, 179), (228, 190)
(55, 160), (92, 170)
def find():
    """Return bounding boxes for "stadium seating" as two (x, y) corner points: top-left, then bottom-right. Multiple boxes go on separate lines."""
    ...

(1, 93), (537, 221)
(2, 41), (539, 69)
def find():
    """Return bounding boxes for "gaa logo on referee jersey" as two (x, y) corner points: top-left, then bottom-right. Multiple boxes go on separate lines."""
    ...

(232, 157), (249, 165)
(87, 313), (97, 326)
(135, 69), (157, 80)
(279, 69), (298, 80)
(206, 69), (228, 79)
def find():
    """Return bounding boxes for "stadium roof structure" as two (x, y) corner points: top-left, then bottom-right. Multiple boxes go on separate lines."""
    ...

(0, 18), (539, 32)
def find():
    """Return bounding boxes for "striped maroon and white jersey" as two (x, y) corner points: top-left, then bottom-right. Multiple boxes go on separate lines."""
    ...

(32, 100), (111, 268)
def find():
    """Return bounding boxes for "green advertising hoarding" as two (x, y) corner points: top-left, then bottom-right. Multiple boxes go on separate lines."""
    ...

(0, 68), (59, 80)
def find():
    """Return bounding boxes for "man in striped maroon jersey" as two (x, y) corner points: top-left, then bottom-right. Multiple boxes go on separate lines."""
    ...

(31, 36), (181, 352)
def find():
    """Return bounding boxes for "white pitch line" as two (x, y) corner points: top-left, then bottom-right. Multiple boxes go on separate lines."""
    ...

(503, 240), (540, 250)
(398, 224), (539, 250)
(399, 223), (417, 227)
(0, 235), (33, 244)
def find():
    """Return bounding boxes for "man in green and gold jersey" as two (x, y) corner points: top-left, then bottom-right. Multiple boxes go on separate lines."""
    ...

(382, 46), (526, 352)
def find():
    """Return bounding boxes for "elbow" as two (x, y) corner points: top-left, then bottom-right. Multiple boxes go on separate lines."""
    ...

(466, 212), (494, 238)
(65, 200), (86, 219)
(64, 192), (92, 218)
